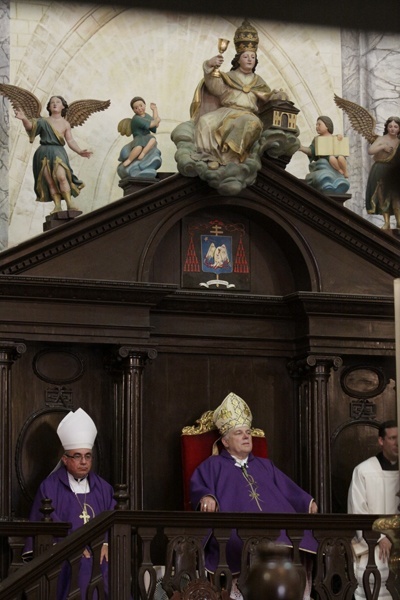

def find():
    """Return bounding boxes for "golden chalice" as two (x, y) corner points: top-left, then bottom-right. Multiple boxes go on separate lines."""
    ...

(211, 38), (230, 77)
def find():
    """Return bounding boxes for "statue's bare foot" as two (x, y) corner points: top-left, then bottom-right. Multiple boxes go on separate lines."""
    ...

(208, 161), (220, 170)
(50, 204), (63, 215)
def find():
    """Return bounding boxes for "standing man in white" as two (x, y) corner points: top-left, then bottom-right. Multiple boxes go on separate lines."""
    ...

(348, 420), (398, 600)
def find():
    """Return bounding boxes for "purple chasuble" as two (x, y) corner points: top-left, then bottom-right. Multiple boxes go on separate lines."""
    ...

(25, 466), (115, 600)
(190, 449), (317, 573)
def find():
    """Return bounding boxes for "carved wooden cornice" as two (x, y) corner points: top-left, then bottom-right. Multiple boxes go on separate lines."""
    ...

(0, 275), (177, 304)
(255, 162), (400, 276)
(156, 289), (394, 318)
(0, 175), (207, 275)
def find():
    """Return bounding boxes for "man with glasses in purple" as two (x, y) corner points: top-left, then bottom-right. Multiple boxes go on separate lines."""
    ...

(24, 408), (115, 599)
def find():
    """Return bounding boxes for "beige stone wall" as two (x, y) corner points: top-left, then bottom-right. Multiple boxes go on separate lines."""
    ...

(8, 2), (344, 245)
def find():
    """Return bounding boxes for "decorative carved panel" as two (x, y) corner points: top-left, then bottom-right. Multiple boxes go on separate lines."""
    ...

(33, 349), (85, 384)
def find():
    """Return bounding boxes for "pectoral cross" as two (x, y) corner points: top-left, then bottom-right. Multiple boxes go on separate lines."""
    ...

(79, 505), (90, 524)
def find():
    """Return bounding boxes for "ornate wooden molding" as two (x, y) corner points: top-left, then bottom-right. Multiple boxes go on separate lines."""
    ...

(254, 165), (400, 275)
(159, 290), (394, 318)
(0, 275), (177, 303)
(0, 176), (207, 275)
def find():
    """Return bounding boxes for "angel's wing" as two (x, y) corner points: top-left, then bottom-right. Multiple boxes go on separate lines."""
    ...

(65, 99), (111, 128)
(0, 83), (41, 118)
(334, 94), (378, 144)
(117, 118), (132, 137)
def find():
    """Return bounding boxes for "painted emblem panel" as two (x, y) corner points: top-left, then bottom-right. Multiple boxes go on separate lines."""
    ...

(182, 215), (250, 290)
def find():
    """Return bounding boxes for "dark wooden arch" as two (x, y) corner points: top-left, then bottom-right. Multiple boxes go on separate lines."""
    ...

(15, 407), (70, 503)
(137, 198), (321, 292)
(330, 418), (381, 513)
(15, 406), (102, 504)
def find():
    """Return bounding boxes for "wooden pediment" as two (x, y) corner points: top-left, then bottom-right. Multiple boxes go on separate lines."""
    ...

(0, 161), (398, 296)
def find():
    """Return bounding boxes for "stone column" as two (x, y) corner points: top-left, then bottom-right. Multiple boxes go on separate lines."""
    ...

(115, 347), (157, 510)
(0, 0), (10, 251)
(0, 341), (26, 517)
(289, 355), (342, 513)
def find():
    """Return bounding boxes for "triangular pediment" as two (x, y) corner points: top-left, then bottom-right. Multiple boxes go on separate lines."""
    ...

(0, 161), (398, 296)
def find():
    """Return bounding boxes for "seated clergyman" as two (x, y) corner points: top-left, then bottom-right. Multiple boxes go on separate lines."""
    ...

(190, 392), (318, 600)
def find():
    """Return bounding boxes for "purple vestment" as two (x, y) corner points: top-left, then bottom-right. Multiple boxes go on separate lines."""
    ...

(25, 466), (115, 600)
(190, 449), (317, 573)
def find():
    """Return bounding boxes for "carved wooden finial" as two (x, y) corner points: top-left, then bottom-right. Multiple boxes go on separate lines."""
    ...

(113, 483), (130, 510)
(39, 497), (54, 522)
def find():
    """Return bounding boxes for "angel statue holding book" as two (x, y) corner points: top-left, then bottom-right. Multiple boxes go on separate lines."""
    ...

(0, 83), (110, 213)
(335, 94), (400, 230)
(298, 115), (350, 194)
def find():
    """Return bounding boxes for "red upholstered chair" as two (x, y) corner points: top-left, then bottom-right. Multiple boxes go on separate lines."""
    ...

(181, 410), (268, 510)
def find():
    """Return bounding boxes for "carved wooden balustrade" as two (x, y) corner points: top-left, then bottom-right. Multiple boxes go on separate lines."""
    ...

(0, 511), (397, 600)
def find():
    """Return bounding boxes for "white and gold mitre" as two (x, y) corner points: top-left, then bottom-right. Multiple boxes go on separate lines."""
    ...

(213, 392), (252, 436)
(233, 19), (259, 54)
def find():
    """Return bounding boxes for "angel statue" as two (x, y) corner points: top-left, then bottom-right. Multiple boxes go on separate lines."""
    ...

(117, 96), (162, 180)
(297, 115), (350, 194)
(334, 94), (400, 230)
(0, 84), (110, 213)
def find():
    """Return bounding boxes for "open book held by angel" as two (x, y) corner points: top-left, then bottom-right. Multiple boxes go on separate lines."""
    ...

(0, 84), (110, 213)
(334, 94), (400, 230)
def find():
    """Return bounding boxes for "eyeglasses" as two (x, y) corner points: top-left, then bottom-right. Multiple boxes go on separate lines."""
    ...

(64, 453), (93, 462)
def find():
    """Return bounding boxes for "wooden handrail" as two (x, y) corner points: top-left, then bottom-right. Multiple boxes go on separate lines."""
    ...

(0, 511), (394, 600)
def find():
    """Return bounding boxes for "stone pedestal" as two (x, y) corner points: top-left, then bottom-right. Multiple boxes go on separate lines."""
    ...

(327, 193), (352, 205)
(43, 210), (82, 232)
(384, 227), (400, 238)
(118, 173), (173, 197)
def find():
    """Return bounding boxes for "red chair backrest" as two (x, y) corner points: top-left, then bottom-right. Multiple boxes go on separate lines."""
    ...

(181, 430), (268, 510)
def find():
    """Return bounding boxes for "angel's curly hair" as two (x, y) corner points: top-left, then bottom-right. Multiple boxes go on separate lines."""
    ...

(46, 96), (68, 117)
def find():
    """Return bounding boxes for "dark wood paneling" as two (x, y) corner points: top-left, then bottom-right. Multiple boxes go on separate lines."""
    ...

(0, 160), (398, 521)
(330, 356), (396, 513)
(143, 353), (295, 510)
(11, 343), (114, 517)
